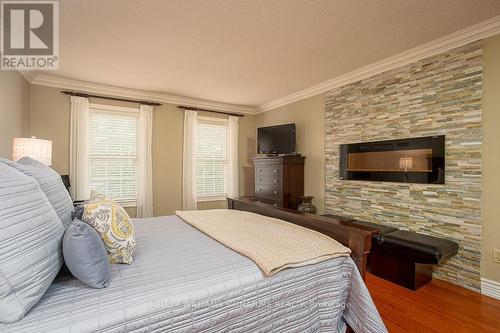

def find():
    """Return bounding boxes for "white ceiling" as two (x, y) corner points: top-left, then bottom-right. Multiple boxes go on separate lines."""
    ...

(38, 0), (500, 107)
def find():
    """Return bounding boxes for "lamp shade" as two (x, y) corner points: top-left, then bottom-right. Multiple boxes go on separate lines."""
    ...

(12, 137), (52, 166)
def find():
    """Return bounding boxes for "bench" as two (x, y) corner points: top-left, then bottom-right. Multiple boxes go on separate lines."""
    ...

(324, 215), (459, 290)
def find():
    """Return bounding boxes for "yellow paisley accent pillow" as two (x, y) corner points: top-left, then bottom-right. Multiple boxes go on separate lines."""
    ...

(82, 194), (136, 264)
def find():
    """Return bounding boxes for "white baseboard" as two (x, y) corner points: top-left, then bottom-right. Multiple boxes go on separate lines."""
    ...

(481, 278), (500, 300)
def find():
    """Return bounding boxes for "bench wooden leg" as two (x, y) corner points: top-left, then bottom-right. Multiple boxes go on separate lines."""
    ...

(369, 249), (432, 290)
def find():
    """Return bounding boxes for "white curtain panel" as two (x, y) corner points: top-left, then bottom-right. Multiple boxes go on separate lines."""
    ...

(228, 115), (239, 197)
(182, 110), (198, 210)
(69, 96), (90, 200)
(137, 104), (154, 218)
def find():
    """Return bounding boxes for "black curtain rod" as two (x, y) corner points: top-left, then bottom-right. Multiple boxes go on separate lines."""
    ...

(60, 90), (162, 106)
(177, 105), (245, 117)
(60, 91), (244, 116)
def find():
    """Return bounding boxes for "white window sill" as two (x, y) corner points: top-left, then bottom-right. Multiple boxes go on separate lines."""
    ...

(197, 196), (227, 202)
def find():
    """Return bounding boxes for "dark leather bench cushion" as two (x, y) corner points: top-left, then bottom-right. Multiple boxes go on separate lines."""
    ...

(350, 220), (398, 245)
(383, 230), (459, 264)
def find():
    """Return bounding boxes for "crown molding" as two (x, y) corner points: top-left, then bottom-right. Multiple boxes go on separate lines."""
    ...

(30, 74), (259, 115)
(257, 15), (500, 113)
(481, 278), (500, 300)
(17, 70), (37, 82)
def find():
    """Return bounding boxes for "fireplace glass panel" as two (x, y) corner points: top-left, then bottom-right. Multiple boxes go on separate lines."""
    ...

(339, 136), (445, 184)
(347, 149), (433, 172)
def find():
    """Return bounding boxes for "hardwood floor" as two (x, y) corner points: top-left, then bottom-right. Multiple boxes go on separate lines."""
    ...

(366, 273), (500, 332)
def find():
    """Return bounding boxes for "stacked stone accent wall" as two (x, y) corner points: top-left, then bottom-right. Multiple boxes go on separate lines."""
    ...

(325, 41), (483, 291)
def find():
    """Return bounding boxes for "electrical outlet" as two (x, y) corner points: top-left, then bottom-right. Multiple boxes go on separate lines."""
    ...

(493, 249), (500, 264)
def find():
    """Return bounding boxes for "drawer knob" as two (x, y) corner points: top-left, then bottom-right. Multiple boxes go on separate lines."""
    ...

(259, 169), (263, 173)
(273, 203), (278, 207)
(273, 169), (278, 173)
(273, 179), (278, 183)
(274, 190), (279, 194)
(259, 178), (263, 181)
(257, 188), (262, 192)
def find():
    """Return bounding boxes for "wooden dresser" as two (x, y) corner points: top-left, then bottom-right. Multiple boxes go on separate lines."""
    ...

(253, 155), (305, 209)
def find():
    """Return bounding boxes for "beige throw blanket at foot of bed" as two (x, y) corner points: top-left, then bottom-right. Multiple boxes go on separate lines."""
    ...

(176, 209), (351, 276)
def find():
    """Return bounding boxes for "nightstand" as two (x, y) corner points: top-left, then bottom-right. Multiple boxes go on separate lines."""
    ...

(73, 200), (85, 208)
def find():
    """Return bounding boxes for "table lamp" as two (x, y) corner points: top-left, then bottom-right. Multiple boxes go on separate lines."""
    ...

(12, 137), (52, 166)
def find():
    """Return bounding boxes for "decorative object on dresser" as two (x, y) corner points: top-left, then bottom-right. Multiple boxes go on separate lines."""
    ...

(253, 155), (305, 209)
(297, 195), (317, 214)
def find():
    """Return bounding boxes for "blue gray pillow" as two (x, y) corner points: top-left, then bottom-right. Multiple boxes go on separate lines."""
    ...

(63, 218), (111, 288)
(0, 163), (64, 323)
(0, 157), (74, 229)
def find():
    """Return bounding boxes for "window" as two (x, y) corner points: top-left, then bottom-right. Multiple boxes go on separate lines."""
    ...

(88, 105), (139, 204)
(195, 117), (228, 200)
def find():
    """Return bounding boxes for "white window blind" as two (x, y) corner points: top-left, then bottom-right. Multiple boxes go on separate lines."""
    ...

(196, 120), (228, 199)
(88, 108), (138, 202)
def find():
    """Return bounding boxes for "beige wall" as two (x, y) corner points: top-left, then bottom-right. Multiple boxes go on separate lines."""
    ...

(29, 85), (70, 173)
(482, 35), (500, 283)
(255, 94), (325, 214)
(255, 36), (500, 284)
(0, 71), (28, 158)
(28, 84), (256, 216)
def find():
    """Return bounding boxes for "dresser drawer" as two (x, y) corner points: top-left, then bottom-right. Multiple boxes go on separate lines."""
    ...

(254, 197), (282, 208)
(255, 183), (282, 195)
(255, 174), (281, 186)
(255, 165), (282, 178)
(255, 188), (282, 197)
(255, 184), (282, 200)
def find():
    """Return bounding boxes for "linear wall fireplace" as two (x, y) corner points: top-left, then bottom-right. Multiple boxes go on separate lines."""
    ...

(339, 135), (445, 184)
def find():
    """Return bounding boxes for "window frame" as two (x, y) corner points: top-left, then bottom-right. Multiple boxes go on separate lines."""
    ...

(195, 116), (230, 202)
(88, 103), (140, 206)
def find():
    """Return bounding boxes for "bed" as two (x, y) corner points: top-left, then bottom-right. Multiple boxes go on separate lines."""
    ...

(1, 205), (386, 333)
(0, 156), (388, 332)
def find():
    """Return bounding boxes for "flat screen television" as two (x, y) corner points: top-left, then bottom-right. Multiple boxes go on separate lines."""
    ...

(257, 123), (296, 155)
